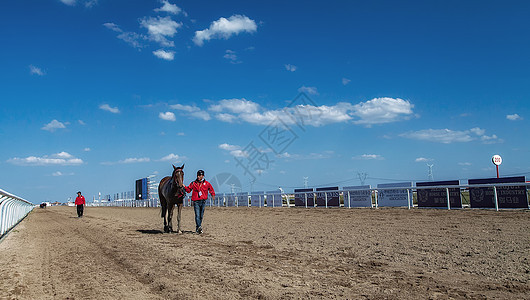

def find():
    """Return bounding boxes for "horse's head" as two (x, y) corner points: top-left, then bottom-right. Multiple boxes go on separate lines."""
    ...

(172, 164), (185, 187)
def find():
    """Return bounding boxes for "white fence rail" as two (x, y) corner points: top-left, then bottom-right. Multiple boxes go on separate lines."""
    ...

(88, 183), (529, 211)
(0, 189), (34, 239)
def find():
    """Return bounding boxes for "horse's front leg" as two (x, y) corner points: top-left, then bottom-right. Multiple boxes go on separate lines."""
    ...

(167, 203), (175, 233)
(176, 203), (183, 234)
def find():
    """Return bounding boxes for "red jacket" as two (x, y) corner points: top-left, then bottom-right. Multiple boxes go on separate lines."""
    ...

(185, 180), (215, 201)
(75, 196), (85, 205)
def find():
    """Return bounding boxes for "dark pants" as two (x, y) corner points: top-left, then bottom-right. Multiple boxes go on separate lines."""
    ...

(193, 200), (206, 231)
(77, 204), (84, 217)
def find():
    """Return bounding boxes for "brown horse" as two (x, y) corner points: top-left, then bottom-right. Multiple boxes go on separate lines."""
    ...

(158, 164), (185, 233)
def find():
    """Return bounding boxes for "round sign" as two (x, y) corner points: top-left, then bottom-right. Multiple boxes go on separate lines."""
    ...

(492, 155), (502, 166)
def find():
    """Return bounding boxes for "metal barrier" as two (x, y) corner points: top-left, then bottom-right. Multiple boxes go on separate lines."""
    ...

(0, 188), (34, 239)
(86, 183), (529, 211)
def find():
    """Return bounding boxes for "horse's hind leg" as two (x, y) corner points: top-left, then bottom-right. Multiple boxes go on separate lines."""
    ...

(176, 203), (183, 234)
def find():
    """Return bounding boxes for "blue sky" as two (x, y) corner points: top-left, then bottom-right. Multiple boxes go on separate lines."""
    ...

(1, 0), (529, 203)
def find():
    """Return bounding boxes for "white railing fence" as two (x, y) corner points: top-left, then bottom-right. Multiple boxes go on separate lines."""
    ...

(0, 188), (34, 239)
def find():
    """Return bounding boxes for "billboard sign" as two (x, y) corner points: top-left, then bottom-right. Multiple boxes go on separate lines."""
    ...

(376, 182), (412, 207)
(237, 192), (249, 207)
(343, 185), (372, 208)
(315, 187), (339, 207)
(226, 193), (236, 207)
(250, 192), (265, 207)
(469, 176), (527, 208)
(135, 178), (148, 200)
(265, 191), (282, 207)
(416, 180), (461, 208)
(294, 188), (314, 207)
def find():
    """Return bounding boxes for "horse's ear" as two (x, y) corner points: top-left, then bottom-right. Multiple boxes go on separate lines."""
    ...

(172, 164), (177, 170)
(181, 163), (185, 169)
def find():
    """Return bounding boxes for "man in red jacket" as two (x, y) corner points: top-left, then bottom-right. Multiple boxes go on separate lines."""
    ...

(75, 191), (86, 217)
(184, 170), (215, 234)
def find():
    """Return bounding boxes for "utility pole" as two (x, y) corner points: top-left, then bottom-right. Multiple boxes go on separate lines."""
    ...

(427, 164), (434, 181)
(303, 177), (309, 188)
(357, 172), (367, 185)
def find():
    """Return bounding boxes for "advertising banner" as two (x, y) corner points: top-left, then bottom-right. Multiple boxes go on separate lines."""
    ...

(343, 185), (372, 208)
(237, 192), (249, 207)
(315, 187), (339, 207)
(265, 191), (282, 207)
(294, 188), (314, 207)
(250, 192), (265, 207)
(226, 193), (236, 207)
(469, 176), (527, 208)
(376, 182), (412, 207)
(416, 180), (462, 208)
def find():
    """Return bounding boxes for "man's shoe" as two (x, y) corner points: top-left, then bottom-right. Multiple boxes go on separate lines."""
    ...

(198, 226), (203, 234)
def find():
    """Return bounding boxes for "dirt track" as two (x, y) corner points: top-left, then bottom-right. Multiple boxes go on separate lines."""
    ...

(0, 206), (529, 299)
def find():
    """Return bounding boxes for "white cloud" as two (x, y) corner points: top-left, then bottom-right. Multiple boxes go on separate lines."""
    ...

(209, 98), (260, 114)
(459, 162), (472, 166)
(277, 151), (333, 160)
(42, 120), (66, 132)
(218, 143), (248, 158)
(469, 127), (485, 136)
(298, 86), (319, 95)
(52, 171), (74, 176)
(223, 49), (241, 64)
(103, 22), (122, 32)
(400, 128), (502, 144)
(60, 0), (76, 6)
(352, 97), (414, 125)
(170, 103), (201, 112)
(170, 103), (211, 120)
(285, 64), (297, 72)
(401, 129), (473, 144)
(8, 152), (83, 166)
(154, 0), (182, 14)
(78, 120), (86, 125)
(219, 143), (240, 151)
(415, 157), (433, 162)
(342, 78), (351, 85)
(193, 15), (257, 46)
(177, 97), (416, 127)
(85, 0), (97, 8)
(140, 16), (182, 47)
(159, 153), (182, 162)
(190, 111), (211, 121)
(120, 157), (150, 164)
(99, 104), (120, 113)
(83, 148), (91, 152)
(159, 111), (176, 121)
(506, 114), (523, 121)
(215, 113), (237, 123)
(353, 154), (384, 160)
(118, 32), (144, 48)
(29, 65), (45, 76)
(153, 49), (175, 60)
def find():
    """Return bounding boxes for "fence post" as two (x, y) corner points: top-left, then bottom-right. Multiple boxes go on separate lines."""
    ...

(493, 185), (499, 211)
(446, 188), (451, 210)
(407, 188), (411, 210)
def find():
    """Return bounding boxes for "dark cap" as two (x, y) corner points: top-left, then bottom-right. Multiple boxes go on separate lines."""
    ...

(197, 170), (205, 176)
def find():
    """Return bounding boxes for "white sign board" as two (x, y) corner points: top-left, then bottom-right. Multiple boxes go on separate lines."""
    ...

(376, 182), (413, 207)
(343, 185), (372, 208)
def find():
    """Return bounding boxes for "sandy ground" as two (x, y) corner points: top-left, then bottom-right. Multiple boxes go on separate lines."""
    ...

(0, 206), (529, 300)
